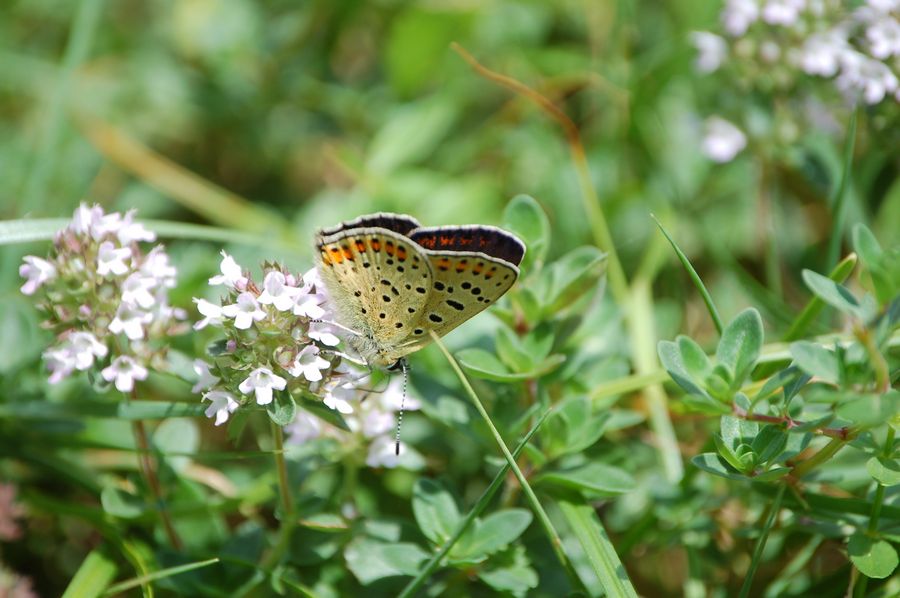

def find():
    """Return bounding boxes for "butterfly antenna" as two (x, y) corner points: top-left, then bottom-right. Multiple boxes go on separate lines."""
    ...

(395, 358), (408, 456)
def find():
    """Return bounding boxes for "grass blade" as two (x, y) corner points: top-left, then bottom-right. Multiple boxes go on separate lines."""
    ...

(826, 109), (858, 269)
(652, 214), (724, 336)
(103, 558), (220, 595)
(0, 218), (303, 251)
(398, 408), (552, 598)
(62, 548), (118, 598)
(557, 499), (638, 598)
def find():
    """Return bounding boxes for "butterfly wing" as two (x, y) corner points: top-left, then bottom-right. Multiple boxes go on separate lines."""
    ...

(399, 226), (525, 346)
(316, 227), (434, 352)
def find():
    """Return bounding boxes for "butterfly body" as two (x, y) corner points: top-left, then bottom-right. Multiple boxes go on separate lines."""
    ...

(315, 213), (525, 368)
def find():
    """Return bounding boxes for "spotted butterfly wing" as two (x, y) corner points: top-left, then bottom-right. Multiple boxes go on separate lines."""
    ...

(316, 221), (434, 359)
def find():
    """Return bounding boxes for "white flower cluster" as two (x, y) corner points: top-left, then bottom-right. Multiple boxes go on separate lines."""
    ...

(20, 204), (184, 391)
(285, 376), (423, 469)
(692, 0), (900, 161)
(192, 253), (350, 427)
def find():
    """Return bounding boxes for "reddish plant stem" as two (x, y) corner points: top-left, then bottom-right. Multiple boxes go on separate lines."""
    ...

(131, 417), (183, 550)
(732, 404), (853, 440)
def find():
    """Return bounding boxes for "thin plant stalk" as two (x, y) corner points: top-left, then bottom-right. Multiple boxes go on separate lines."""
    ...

(398, 408), (553, 598)
(261, 420), (296, 570)
(429, 332), (591, 594)
(739, 483), (786, 598)
(853, 425), (895, 598)
(130, 418), (183, 550)
(826, 109), (858, 268)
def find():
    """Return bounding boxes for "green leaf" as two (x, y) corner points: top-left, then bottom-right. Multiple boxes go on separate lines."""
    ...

(691, 453), (748, 481)
(789, 341), (840, 384)
(715, 308), (763, 386)
(412, 479), (461, 545)
(544, 246), (607, 314)
(848, 534), (899, 579)
(476, 545), (539, 597)
(62, 549), (117, 598)
(836, 391), (900, 428)
(657, 340), (707, 397)
(494, 327), (535, 373)
(344, 538), (429, 585)
(266, 389), (297, 426)
(682, 394), (731, 415)
(100, 487), (146, 519)
(751, 424), (788, 465)
(456, 348), (565, 382)
(153, 419), (199, 472)
(454, 509), (532, 559)
(678, 336), (712, 381)
(536, 461), (635, 498)
(802, 269), (861, 316)
(503, 194), (550, 268)
(866, 457), (900, 486)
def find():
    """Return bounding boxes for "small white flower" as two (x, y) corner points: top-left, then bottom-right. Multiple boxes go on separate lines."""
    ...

(193, 298), (225, 330)
(366, 436), (403, 468)
(837, 52), (899, 104)
(140, 246), (177, 287)
(70, 203), (104, 236)
(867, 18), (900, 59)
(192, 359), (220, 393)
(309, 324), (341, 347)
(19, 256), (57, 295)
(222, 292), (267, 329)
(208, 251), (248, 290)
(701, 116), (747, 163)
(109, 302), (153, 340)
(117, 210), (156, 245)
(378, 377), (422, 413)
(284, 410), (322, 444)
(798, 32), (848, 77)
(292, 293), (326, 319)
(66, 332), (109, 370)
(96, 241), (133, 276)
(203, 390), (240, 425)
(323, 382), (356, 414)
(238, 367), (287, 405)
(761, 0), (805, 26)
(691, 32), (727, 73)
(721, 0), (759, 36)
(257, 271), (301, 312)
(361, 406), (394, 438)
(43, 348), (75, 384)
(101, 355), (148, 392)
(121, 273), (157, 309)
(289, 346), (330, 382)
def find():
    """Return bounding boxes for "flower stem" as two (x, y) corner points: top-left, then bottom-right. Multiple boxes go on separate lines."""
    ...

(429, 332), (587, 593)
(261, 420), (296, 570)
(791, 437), (848, 479)
(131, 419), (183, 550)
(738, 483), (785, 598)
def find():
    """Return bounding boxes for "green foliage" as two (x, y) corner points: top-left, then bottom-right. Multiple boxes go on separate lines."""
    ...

(3, 2), (900, 596)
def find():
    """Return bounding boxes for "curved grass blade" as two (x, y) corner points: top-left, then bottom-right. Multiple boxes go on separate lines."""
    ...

(652, 214), (723, 336)
(102, 558), (220, 596)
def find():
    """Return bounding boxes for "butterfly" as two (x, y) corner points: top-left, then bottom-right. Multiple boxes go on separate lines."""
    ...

(315, 213), (525, 368)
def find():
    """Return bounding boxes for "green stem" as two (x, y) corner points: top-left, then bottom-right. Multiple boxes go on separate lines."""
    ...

(792, 437), (848, 479)
(826, 109), (858, 269)
(738, 483), (786, 598)
(261, 421), (295, 569)
(131, 419), (183, 550)
(854, 426), (896, 598)
(398, 408), (552, 598)
(429, 332), (586, 593)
